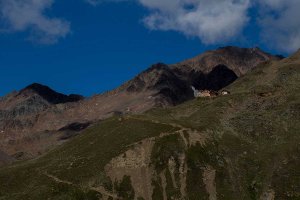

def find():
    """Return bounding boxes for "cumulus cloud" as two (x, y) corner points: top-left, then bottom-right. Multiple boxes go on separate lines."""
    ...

(137, 0), (300, 53)
(258, 0), (300, 53)
(1, 0), (299, 52)
(139, 0), (251, 44)
(0, 0), (70, 44)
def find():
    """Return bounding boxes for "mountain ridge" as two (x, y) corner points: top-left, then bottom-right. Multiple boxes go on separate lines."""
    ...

(18, 83), (84, 104)
(172, 46), (280, 76)
(0, 46), (281, 161)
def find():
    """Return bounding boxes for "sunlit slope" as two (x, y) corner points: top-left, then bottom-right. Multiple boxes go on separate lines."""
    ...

(0, 52), (299, 199)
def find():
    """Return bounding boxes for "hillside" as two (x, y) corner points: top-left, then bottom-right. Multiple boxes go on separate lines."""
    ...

(0, 50), (299, 199)
(0, 150), (13, 167)
(0, 47), (279, 161)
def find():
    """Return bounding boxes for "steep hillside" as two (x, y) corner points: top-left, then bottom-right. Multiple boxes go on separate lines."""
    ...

(0, 50), (298, 199)
(119, 63), (194, 105)
(0, 47), (280, 162)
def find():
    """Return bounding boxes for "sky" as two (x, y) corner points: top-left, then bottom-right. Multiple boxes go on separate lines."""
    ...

(0, 0), (299, 97)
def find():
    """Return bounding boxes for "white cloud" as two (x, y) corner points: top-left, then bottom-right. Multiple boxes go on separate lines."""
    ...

(139, 0), (251, 44)
(258, 0), (300, 53)
(0, 0), (70, 44)
(138, 0), (300, 53)
(1, 0), (300, 52)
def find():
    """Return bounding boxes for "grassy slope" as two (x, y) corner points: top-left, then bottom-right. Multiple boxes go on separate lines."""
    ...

(0, 118), (177, 199)
(150, 56), (299, 199)
(0, 53), (299, 199)
(144, 56), (300, 199)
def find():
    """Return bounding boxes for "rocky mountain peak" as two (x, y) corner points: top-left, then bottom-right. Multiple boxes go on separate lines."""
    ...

(18, 83), (83, 104)
(0, 83), (84, 133)
(119, 63), (193, 105)
(173, 46), (280, 76)
(121, 63), (172, 93)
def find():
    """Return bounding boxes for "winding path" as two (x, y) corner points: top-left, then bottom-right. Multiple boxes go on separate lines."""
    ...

(44, 172), (118, 199)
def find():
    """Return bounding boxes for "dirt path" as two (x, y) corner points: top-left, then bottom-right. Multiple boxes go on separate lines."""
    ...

(127, 116), (194, 134)
(44, 172), (118, 199)
(44, 172), (73, 185)
(90, 186), (119, 199)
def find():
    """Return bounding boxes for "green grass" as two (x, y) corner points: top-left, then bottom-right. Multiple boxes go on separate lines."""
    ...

(0, 117), (176, 199)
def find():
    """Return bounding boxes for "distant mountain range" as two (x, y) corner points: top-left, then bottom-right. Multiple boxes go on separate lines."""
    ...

(0, 46), (281, 160)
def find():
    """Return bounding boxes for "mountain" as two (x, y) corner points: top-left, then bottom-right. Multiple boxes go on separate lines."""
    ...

(120, 46), (280, 104)
(0, 83), (84, 159)
(0, 47), (280, 161)
(0, 83), (83, 117)
(171, 46), (281, 90)
(0, 48), (298, 199)
(119, 63), (194, 105)
(173, 46), (279, 75)
(19, 83), (84, 104)
(0, 83), (83, 133)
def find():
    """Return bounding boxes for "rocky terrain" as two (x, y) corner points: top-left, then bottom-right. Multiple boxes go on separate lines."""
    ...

(0, 47), (281, 161)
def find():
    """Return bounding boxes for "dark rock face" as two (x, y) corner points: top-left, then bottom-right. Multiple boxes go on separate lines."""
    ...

(173, 64), (238, 91)
(58, 122), (91, 140)
(123, 63), (194, 105)
(19, 83), (84, 104)
(58, 122), (91, 132)
(200, 64), (238, 91)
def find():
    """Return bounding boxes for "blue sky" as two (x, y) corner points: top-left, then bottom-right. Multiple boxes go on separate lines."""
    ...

(0, 0), (299, 97)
